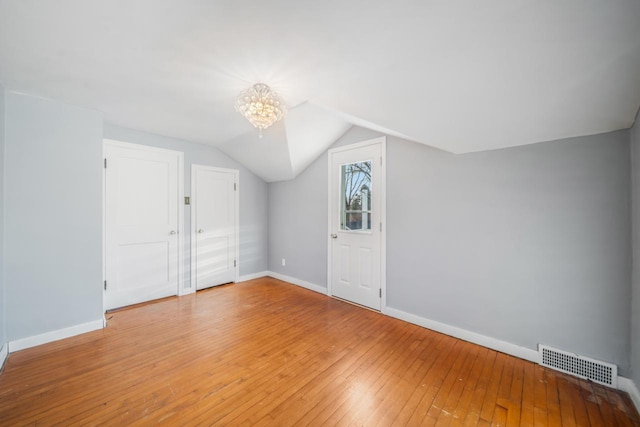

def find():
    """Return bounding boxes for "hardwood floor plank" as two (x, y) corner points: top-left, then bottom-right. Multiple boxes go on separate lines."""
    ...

(447, 347), (491, 427)
(491, 404), (508, 427)
(606, 387), (638, 427)
(493, 355), (515, 421)
(544, 369), (563, 425)
(478, 352), (507, 422)
(339, 327), (433, 426)
(320, 333), (443, 427)
(462, 350), (498, 426)
(430, 344), (481, 425)
(566, 376), (591, 427)
(532, 365), (548, 427)
(256, 318), (416, 426)
(578, 379), (605, 427)
(557, 375), (578, 427)
(136, 296), (369, 425)
(0, 278), (637, 426)
(520, 361), (535, 426)
(405, 341), (468, 425)
(368, 334), (446, 426)
(504, 358), (524, 426)
(387, 335), (459, 427)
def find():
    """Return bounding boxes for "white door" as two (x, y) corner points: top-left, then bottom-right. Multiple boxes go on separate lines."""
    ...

(104, 140), (183, 310)
(329, 138), (385, 310)
(191, 165), (238, 290)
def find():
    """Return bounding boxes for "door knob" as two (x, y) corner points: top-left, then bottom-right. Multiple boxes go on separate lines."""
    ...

(331, 234), (338, 239)
(198, 229), (204, 234)
(169, 230), (177, 235)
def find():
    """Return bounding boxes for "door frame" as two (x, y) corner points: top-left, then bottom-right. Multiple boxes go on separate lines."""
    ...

(327, 137), (387, 312)
(102, 139), (186, 315)
(190, 164), (240, 292)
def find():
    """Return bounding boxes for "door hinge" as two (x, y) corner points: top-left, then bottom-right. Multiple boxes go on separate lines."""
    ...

(104, 280), (107, 290)
(379, 288), (382, 298)
(380, 156), (382, 166)
(234, 182), (237, 191)
(104, 158), (107, 169)
(234, 260), (237, 267)
(380, 222), (382, 232)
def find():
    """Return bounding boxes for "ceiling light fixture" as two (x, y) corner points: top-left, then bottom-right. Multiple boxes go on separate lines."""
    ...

(234, 83), (286, 138)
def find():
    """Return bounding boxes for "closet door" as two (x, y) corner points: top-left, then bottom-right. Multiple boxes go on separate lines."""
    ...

(105, 140), (183, 309)
(191, 165), (238, 290)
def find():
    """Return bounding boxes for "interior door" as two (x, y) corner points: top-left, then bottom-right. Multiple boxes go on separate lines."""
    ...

(104, 141), (182, 310)
(191, 165), (238, 290)
(329, 139), (384, 310)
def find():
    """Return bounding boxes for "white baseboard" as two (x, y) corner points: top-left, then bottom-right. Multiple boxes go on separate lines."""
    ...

(238, 271), (269, 282)
(618, 377), (640, 413)
(267, 271), (328, 295)
(385, 307), (539, 363)
(8, 319), (104, 353)
(0, 343), (7, 370)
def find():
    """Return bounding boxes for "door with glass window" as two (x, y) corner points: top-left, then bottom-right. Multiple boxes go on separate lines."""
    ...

(329, 139), (384, 310)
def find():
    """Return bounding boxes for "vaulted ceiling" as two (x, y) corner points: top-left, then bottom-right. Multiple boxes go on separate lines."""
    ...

(1, 0), (639, 182)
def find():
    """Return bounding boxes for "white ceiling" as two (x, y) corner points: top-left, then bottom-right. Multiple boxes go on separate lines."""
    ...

(1, 0), (639, 182)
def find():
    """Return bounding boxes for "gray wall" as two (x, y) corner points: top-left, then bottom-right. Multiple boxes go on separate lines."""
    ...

(631, 119), (640, 386)
(5, 92), (104, 341)
(0, 83), (5, 350)
(269, 126), (632, 374)
(103, 124), (269, 283)
(269, 127), (378, 285)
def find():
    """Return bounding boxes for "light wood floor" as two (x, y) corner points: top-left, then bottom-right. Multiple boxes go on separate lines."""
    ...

(0, 278), (638, 426)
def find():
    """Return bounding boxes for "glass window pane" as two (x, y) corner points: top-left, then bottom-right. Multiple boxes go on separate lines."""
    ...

(345, 212), (362, 230)
(340, 161), (372, 231)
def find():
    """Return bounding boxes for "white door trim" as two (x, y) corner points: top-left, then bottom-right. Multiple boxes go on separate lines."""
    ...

(190, 164), (240, 292)
(102, 139), (186, 306)
(327, 137), (387, 312)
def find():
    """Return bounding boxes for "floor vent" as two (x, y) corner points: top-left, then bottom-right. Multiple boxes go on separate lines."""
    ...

(538, 344), (617, 388)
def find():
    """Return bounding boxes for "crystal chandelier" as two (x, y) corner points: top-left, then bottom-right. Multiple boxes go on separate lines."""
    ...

(234, 83), (286, 137)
